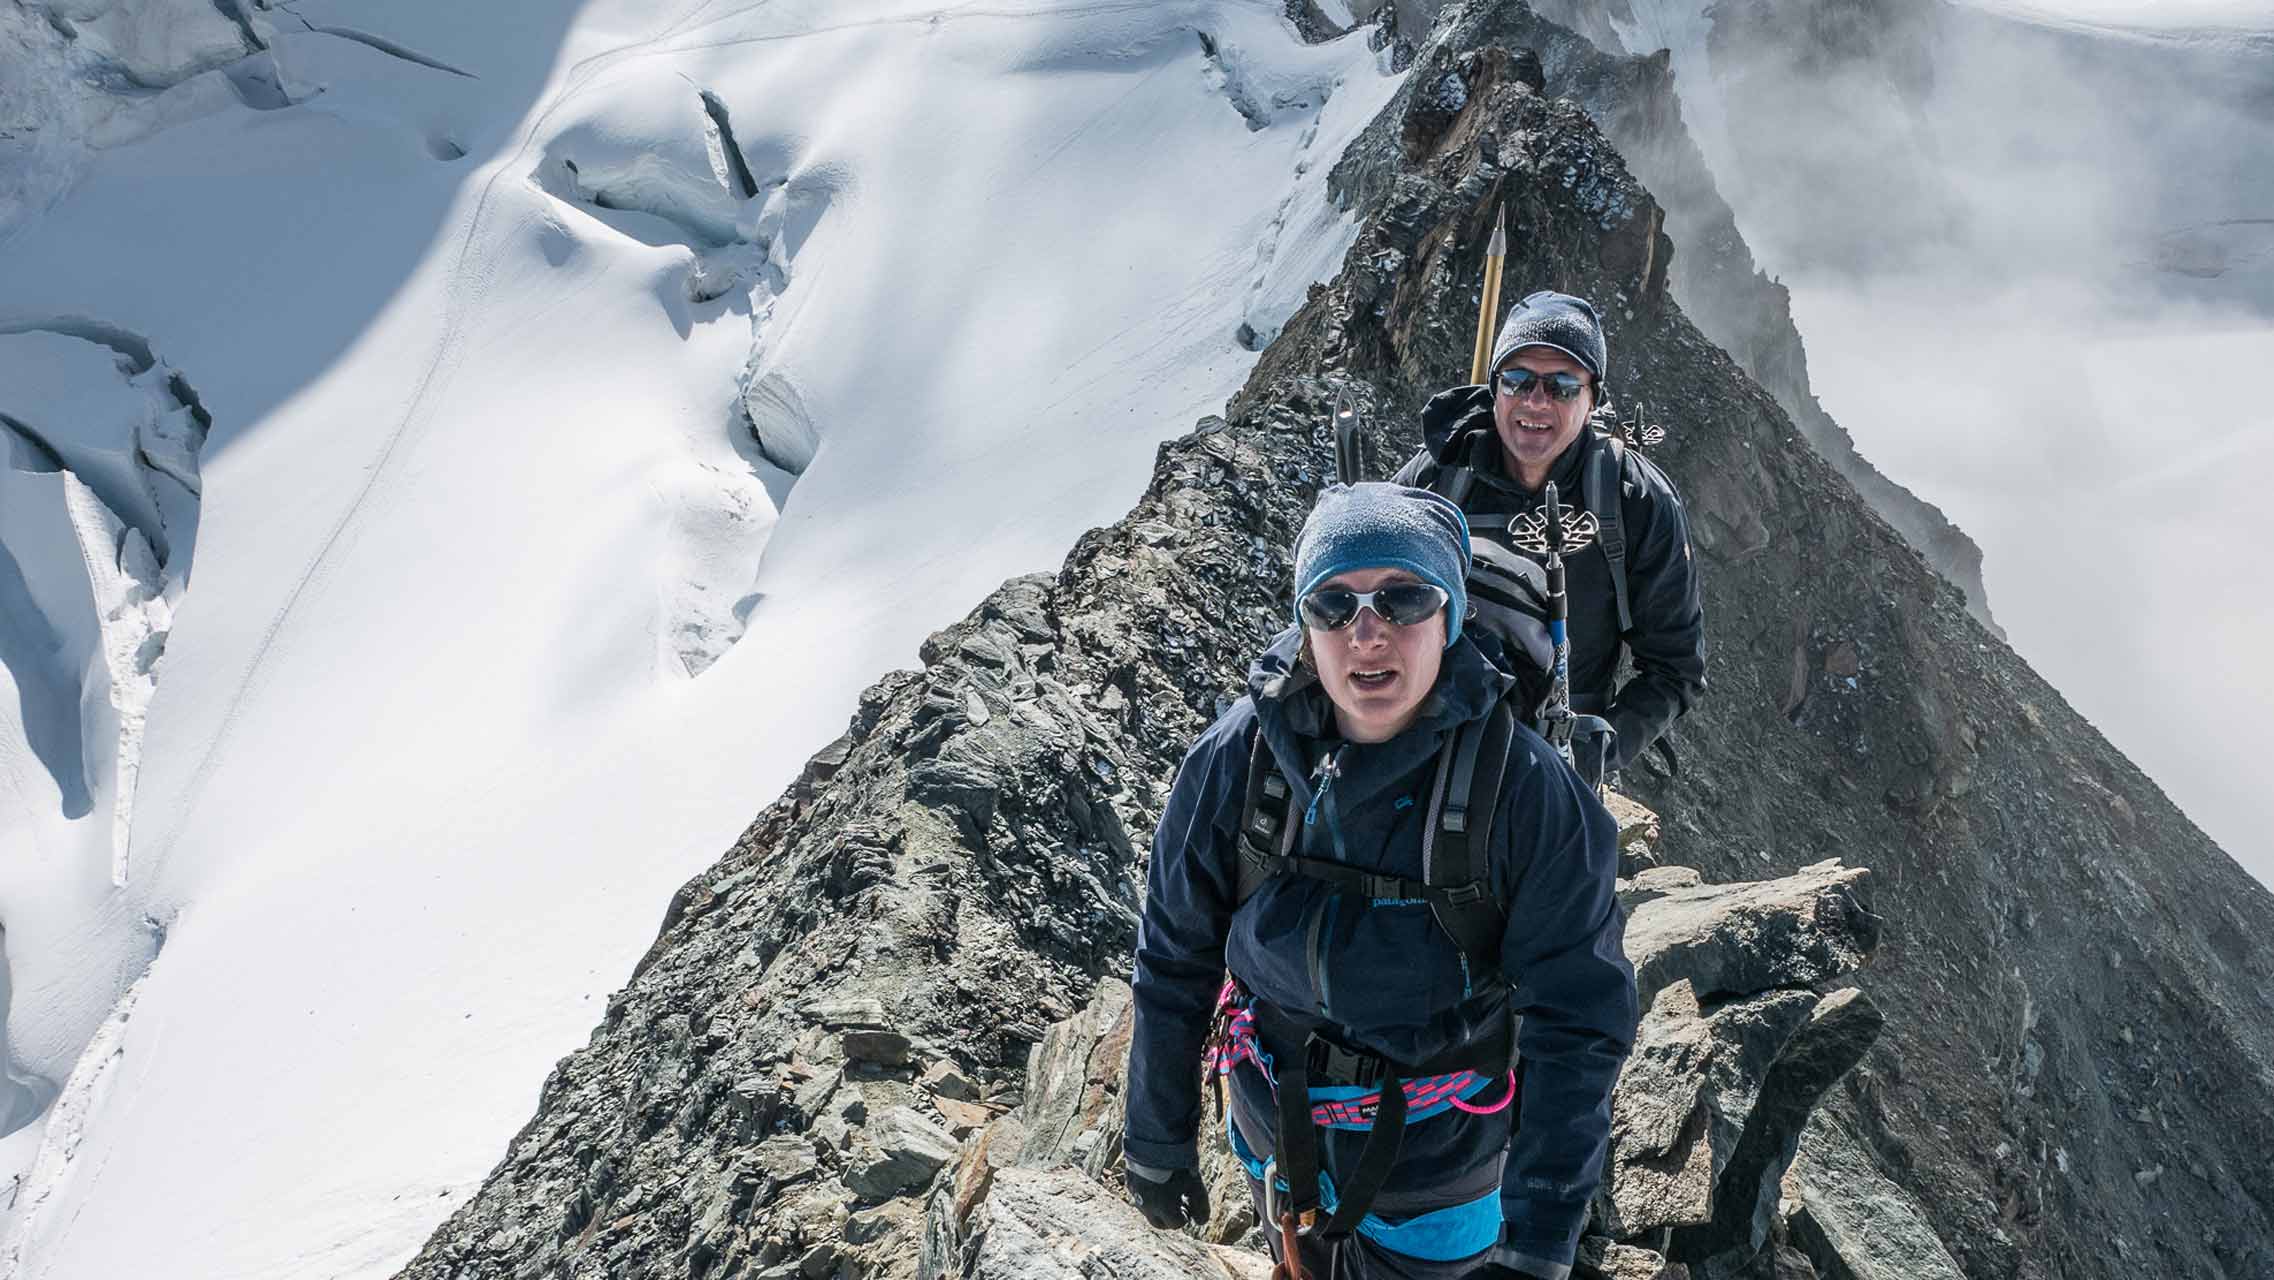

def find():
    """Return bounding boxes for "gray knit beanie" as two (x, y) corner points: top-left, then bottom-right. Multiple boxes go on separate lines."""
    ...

(1488, 290), (1607, 388)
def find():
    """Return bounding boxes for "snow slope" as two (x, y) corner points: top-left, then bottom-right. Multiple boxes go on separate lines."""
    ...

(0, 1), (1402, 1274)
(1593, 0), (2274, 877)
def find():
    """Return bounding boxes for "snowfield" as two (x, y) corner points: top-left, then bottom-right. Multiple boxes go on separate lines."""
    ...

(0, 1), (1401, 1275)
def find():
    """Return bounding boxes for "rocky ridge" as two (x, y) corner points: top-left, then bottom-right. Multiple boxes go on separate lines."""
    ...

(401, 10), (2274, 1280)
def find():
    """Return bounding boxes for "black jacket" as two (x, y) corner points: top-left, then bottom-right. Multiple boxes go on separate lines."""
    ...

(1392, 385), (1706, 772)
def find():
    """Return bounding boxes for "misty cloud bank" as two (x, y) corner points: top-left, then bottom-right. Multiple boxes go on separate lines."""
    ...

(1590, 0), (2274, 879)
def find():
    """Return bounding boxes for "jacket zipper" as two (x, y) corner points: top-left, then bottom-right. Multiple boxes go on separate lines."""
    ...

(1301, 745), (1346, 1017)
(1306, 894), (1339, 1018)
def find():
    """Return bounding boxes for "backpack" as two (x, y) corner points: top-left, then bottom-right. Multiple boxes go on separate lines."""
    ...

(1433, 426), (1634, 635)
(1432, 423), (1649, 781)
(1231, 690), (1522, 981)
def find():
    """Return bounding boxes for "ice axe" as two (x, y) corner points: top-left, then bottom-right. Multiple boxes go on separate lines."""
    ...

(1332, 386), (1363, 484)
(1467, 216), (1509, 386)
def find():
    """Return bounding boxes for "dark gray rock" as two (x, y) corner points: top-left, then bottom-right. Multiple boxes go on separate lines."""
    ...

(844, 1107), (960, 1201)
(1673, 989), (1885, 1263)
(844, 1029), (915, 1068)
(1578, 1236), (1686, 1279)
(1623, 861), (1878, 1008)
(1783, 1120), (1964, 1280)
(920, 1060), (981, 1103)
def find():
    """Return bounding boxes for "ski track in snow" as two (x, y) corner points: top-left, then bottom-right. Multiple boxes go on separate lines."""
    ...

(0, 965), (151, 1278)
(0, 2), (1405, 1272)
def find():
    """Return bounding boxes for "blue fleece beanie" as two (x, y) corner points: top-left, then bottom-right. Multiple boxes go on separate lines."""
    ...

(1292, 483), (1472, 648)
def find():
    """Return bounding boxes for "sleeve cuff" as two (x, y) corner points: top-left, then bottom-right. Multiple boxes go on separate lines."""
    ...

(1123, 1157), (1179, 1183)
(1119, 1134), (1199, 1172)
(1490, 1246), (1571, 1280)
(1499, 1196), (1588, 1271)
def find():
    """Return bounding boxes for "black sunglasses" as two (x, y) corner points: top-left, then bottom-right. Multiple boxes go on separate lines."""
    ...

(1298, 582), (1451, 631)
(1494, 367), (1590, 402)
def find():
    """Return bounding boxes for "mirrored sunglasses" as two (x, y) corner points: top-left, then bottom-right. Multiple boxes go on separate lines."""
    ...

(1297, 582), (1451, 631)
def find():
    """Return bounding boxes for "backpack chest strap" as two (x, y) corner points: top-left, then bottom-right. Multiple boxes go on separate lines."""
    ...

(1246, 851), (1493, 910)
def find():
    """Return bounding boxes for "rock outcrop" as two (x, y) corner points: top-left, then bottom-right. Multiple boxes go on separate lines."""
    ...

(399, 9), (2274, 1280)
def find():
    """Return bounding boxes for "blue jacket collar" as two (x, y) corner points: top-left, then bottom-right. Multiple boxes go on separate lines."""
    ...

(1245, 627), (1512, 822)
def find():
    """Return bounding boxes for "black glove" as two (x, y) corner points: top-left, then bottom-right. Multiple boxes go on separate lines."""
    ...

(1124, 1162), (1210, 1230)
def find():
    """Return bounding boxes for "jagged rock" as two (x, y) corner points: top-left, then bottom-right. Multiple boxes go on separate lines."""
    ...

(1011, 981), (1133, 1170)
(810, 997), (891, 1029)
(1781, 1121), (1964, 1280)
(923, 1166), (1269, 1280)
(815, 1088), (869, 1152)
(845, 1029), (915, 1067)
(1672, 989), (1885, 1263)
(1597, 858), (1884, 1254)
(1623, 861), (1877, 1008)
(933, 1095), (995, 1136)
(1599, 981), (1720, 1236)
(1578, 1236), (1687, 1279)
(1620, 865), (1703, 909)
(845, 1107), (961, 1201)
(1606, 790), (1665, 875)
(906, 738), (1012, 832)
(921, 1060), (982, 1102)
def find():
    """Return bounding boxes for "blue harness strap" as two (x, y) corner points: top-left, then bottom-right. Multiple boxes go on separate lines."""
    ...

(1226, 1114), (1502, 1262)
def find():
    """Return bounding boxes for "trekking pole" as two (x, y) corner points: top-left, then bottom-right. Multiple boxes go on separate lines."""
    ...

(1332, 385), (1363, 484)
(1467, 215), (1508, 385)
(1509, 482), (1600, 769)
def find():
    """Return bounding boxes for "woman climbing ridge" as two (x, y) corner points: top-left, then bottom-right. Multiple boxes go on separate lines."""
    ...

(1123, 482), (1639, 1280)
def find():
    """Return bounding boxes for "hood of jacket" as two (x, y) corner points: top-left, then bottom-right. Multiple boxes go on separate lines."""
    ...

(1419, 383), (1593, 501)
(1420, 383), (1494, 460)
(1243, 625), (1513, 821)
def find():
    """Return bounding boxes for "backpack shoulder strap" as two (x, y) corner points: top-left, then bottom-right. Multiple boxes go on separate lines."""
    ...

(1585, 432), (1632, 634)
(1235, 727), (1294, 905)
(1431, 429), (1489, 507)
(1422, 701), (1516, 975)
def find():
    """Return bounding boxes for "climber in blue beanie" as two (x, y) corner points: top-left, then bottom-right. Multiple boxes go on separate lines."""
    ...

(1124, 482), (1639, 1280)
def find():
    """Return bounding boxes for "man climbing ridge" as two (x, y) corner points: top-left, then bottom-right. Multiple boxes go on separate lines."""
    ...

(1391, 285), (1705, 783)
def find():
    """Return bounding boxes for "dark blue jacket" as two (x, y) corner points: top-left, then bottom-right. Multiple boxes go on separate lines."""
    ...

(1124, 629), (1638, 1265)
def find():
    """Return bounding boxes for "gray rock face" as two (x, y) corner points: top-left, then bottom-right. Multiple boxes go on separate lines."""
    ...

(1624, 861), (1878, 1008)
(1783, 1120), (1965, 1280)
(845, 1109), (961, 1201)
(930, 1167), (1269, 1280)
(1674, 989), (1885, 1264)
